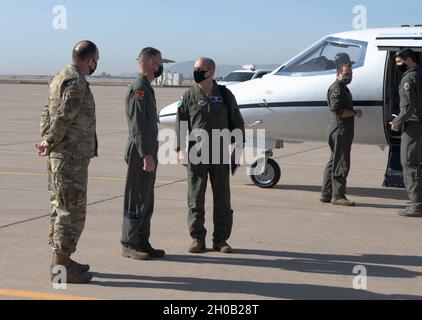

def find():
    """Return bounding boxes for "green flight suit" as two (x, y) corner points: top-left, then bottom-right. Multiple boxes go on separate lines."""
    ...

(321, 80), (355, 199)
(392, 67), (422, 210)
(176, 82), (245, 244)
(121, 74), (159, 249)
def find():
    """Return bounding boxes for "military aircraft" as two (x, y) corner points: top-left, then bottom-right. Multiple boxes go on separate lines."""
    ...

(158, 26), (422, 188)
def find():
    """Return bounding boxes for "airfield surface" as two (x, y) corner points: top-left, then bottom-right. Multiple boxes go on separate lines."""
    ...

(1, 83), (421, 300)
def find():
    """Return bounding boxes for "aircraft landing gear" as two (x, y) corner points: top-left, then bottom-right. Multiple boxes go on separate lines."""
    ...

(249, 151), (281, 188)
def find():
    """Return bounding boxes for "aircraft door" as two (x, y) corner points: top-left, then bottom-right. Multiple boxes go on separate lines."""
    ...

(377, 34), (422, 187)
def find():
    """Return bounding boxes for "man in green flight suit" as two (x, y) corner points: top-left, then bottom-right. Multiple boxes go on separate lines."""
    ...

(320, 60), (363, 206)
(121, 47), (165, 260)
(391, 48), (422, 217)
(176, 57), (245, 254)
(37, 40), (99, 283)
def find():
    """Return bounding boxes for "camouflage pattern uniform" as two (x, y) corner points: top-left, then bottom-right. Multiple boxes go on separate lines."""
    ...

(40, 64), (97, 255)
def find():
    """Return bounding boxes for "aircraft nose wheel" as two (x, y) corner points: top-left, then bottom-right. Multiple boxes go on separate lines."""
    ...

(250, 158), (281, 188)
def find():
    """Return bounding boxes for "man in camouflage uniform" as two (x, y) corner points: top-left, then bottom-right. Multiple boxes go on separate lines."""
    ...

(320, 62), (362, 206)
(37, 41), (99, 283)
(120, 47), (165, 260)
(176, 57), (245, 254)
(391, 48), (422, 217)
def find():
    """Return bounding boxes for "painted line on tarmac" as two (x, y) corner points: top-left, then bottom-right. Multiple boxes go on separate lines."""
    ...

(0, 177), (256, 229)
(0, 140), (40, 147)
(231, 144), (327, 172)
(0, 288), (100, 300)
(0, 143), (327, 182)
(0, 131), (128, 147)
(85, 178), (188, 207)
(0, 214), (51, 229)
(0, 172), (188, 229)
(0, 171), (46, 177)
(274, 144), (327, 160)
(0, 171), (181, 184)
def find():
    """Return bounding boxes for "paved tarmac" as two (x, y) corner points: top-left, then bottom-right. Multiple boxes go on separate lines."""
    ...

(0, 83), (421, 300)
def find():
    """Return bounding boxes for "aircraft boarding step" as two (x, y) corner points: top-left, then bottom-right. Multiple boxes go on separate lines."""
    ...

(383, 144), (404, 188)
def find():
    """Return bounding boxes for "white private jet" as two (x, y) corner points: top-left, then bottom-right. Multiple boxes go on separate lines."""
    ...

(158, 26), (422, 188)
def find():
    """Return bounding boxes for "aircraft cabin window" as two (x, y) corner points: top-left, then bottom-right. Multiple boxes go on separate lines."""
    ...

(277, 37), (367, 76)
(222, 72), (254, 82)
(255, 72), (269, 79)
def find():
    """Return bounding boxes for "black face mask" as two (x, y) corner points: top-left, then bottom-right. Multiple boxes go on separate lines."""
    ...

(89, 59), (97, 76)
(154, 65), (163, 78)
(340, 75), (352, 85)
(194, 70), (208, 84)
(396, 63), (408, 74)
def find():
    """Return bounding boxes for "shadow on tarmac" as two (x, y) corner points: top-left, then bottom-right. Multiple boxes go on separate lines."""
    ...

(90, 249), (422, 299)
(272, 184), (408, 201)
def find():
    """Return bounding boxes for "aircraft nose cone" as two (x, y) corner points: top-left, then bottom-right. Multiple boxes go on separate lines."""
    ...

(156, 101), (178, 127)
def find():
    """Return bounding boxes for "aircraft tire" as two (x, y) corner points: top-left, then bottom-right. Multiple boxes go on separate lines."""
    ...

(250, 158), (281, 188)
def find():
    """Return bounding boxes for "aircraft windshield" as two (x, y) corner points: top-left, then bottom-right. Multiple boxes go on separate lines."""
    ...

(277, 37), (367, 76)
(222, 72), (254, 82)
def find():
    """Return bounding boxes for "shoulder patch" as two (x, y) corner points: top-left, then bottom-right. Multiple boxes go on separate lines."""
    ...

(135, 89), (145, 100)
(332, 87), (340, 96)
(60, 78), (81, 97)
(404, 82), (411, 91)
(199, 98), (207, 107)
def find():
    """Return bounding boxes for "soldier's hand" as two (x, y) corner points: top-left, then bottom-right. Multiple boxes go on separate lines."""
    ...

(35, 140), (50, 156)
(143, 155), (156, 172)
(355, 109), (363, 118)
(390, 121), (400, 132)
(177, 150), (188, 167)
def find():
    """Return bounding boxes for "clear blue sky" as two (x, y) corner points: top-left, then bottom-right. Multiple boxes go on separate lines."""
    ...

(0, 0), (421, 75)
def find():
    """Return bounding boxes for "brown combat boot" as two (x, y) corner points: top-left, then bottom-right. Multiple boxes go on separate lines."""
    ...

(50, 256), (90, 273)
(213, 242), (233, 253)
(69, 259), (90, 273)
(121, 246), (151, 260)
(331, 197), (356, 206)
(51, 252), (92, 284)
(188, 240), (206, 253)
